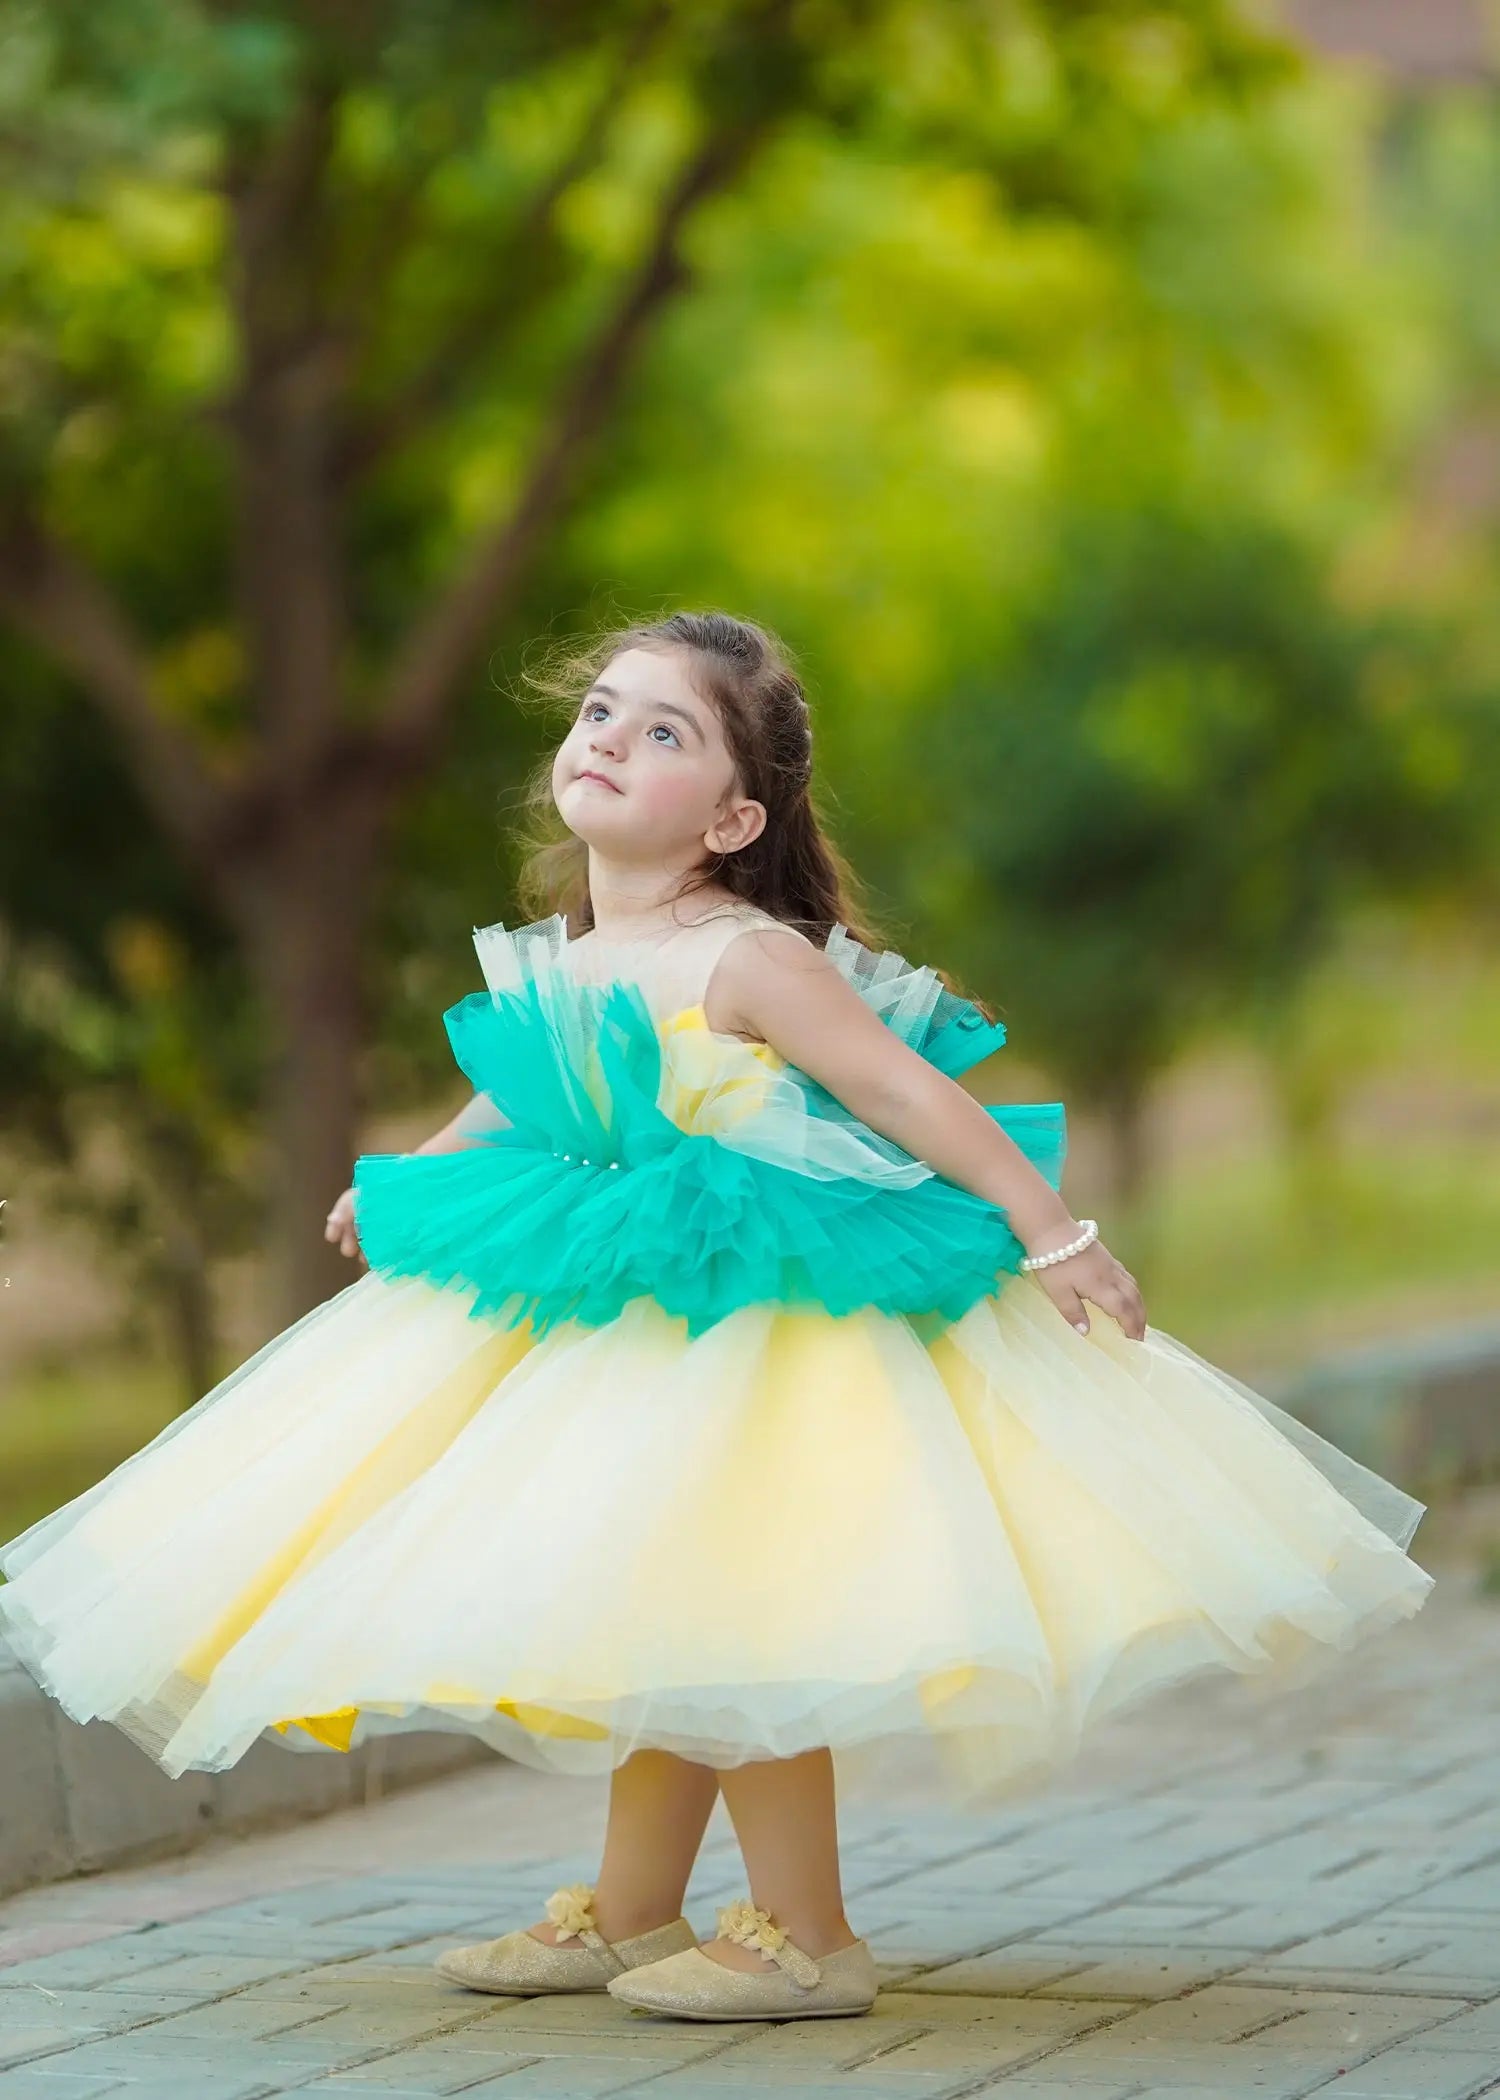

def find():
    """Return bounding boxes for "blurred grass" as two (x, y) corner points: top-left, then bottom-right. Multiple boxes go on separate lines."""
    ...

(1145, 1143), (1500, 1379)
(2, 1355), (182, 1551)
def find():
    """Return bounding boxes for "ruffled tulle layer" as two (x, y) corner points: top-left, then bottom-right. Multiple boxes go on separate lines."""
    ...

(0, 1267), (1434, 1805)
(354, 1097), (1067, 1338)
(352, 922), (1067, 1338)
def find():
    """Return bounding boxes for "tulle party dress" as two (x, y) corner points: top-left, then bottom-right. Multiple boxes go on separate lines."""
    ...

(0, 900), (1435, 1803)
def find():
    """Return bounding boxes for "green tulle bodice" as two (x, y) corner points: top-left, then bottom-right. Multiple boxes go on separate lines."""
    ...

(353, 915), (1066, 1338)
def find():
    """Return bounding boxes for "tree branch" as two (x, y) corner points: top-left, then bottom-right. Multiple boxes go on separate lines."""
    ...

(0, 513), (230, 864)
(223, 83), (339, 321)
(335, 1), (678, 485)
(372, 109), (778, 777)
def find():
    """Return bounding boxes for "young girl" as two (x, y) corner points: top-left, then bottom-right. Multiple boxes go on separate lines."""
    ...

(1, 610), (1434, 2024)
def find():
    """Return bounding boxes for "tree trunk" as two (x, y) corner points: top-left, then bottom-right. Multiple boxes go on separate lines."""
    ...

(240, 804), (381, 1339)
(2, 72), (791, 1351)
(164, 1220), (217, 1411)
(1100, 1076), (1155, 1279)
(1261, 1018), (1345, 1247)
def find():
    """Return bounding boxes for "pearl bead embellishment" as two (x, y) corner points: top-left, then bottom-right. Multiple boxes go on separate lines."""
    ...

(551, 1151), (620, 1167)
(1019, 1219), (1099, 1271)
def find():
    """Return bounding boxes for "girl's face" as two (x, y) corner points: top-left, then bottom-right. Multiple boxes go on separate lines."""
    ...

(551, 647), (766, 865)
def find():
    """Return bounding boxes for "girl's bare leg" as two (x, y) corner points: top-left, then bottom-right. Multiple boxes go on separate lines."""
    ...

(701, 1747), (860, 1970)
(528, 1748), (720, 1943)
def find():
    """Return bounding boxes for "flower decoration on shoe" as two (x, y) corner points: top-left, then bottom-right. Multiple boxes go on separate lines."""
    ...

(716, 1898), (821, 1989)
(544, 1882), (599, 1945)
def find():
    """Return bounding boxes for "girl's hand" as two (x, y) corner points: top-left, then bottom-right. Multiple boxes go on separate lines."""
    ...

(324, 1186), (367, 1267)
(1023, 1220), (1145, 1341)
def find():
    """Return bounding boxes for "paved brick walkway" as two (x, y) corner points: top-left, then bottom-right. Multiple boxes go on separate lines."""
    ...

(2, 1537), (1498, 2099)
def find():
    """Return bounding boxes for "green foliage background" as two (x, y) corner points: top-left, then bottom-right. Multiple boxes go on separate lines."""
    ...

(2, 1), (1498, 1534)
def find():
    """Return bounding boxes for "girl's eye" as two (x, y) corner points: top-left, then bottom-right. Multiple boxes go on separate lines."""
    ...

(576, 699), (677, 747)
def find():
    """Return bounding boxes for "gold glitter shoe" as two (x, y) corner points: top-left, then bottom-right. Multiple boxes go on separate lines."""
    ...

(435, 1881), (697, 1995)
(606, 1896), (877, 2021)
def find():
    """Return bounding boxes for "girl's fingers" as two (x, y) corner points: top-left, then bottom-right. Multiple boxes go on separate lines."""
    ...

(1044, 1278), (1090, 1335)
(323, 1190), (362, 1263)
(1116, 1273), (1147, 1338)
(1099, 1278), (1147, 1340)
(1026, 1238), (1149, 1341)
(1111, 1294), (1146, 1341)
(325, 1188), (358, 1256)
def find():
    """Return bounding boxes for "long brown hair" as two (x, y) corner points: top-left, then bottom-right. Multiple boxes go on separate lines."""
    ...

(508, 609), (996, 1017)
(511, 610), (887, 945)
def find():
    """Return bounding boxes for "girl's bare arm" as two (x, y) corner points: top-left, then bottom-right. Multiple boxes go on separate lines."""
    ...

(414, 1095), (499, 1155)
(714, 930), (1146, 1340)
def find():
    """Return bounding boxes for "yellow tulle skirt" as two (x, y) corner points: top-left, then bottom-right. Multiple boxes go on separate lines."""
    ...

(0, 1267), (1434, 1806)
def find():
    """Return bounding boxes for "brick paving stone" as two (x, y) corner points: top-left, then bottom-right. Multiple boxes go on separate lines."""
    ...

(906, 1950), (1117, 1997)
(1000, 2083), (1265, 2096)
(610, 2074), (965, 2097)
(0, 2030), (86, 2072)
(23, 2030), (362, 2078)
(0, 1940), (215, 1994)
(1121, 2090), (1317, 2100)
(1012, 2057), (1324, 2091)
(0, 1922), (138, 1973)
(1396, 1998), (1500, 2050)
(295, 2072), (562, 2099)
(1227, 1921), (1500, 1998)
(0, 1986), (232, 2050)
(1021, 1948), (1272, 1998)
(292, 2067), (541, 2098)
(1300, 2050), (1500, 2098)
(1165, 1985), (1451, 2047)
(29, 2078), (293, 2099)
(0, 2076), (127, 2098)
(380, 2066), (717, 2098)
(624, 2070), (966, 2094)
(43, 1952), (309, 1999)
(0, 1991), (130, 2039)
(929, 2088), (1144, 2100)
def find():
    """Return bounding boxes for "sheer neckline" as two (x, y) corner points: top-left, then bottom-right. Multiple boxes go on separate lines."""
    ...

(565, 901), (765, 949)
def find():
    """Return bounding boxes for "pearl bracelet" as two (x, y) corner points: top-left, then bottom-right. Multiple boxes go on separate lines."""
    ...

(1019, 1219), (1099, 1271)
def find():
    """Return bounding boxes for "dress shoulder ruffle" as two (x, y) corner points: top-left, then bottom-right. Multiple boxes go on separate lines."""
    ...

(472, 910), (1009, 1075)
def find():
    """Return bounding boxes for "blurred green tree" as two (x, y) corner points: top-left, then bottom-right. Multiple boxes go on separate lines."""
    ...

(922, 497), (1472, 1266)
(0, 0), (1284, 1333)
(0, 666), (262, 1397)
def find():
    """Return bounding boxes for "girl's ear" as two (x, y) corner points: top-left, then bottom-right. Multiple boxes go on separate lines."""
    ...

(708, 798), (767, 854)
